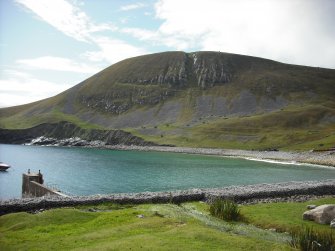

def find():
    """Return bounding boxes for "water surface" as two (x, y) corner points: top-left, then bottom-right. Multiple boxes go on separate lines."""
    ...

(1, 144), (334, 200)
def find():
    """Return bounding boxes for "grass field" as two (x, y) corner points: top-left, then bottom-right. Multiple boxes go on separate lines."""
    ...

(1, 197), (334, 250)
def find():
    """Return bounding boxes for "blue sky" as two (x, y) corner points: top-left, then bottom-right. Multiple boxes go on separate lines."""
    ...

(1, 0), (334, 107)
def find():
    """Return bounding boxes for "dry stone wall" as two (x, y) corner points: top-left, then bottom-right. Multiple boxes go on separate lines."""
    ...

(1, 180), (334, 215)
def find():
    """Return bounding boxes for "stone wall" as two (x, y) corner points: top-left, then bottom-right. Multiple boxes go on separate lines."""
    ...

(1, 180), (334, 215)
(26, 181), (62, 198)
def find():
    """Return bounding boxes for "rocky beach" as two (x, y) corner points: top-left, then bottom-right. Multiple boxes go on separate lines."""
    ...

(18, 134), (335, 167)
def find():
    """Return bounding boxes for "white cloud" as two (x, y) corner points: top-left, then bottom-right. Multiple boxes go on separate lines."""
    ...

(152, 0), (335, 68)
(16, 0), (145, 65)
(122, 28), (157, 41)
(15, 0), (115, 42)
(121, 27), (192, 50)
(0, 71), (71, 107)
(13, 0), (335, 73)
(83, 37), (147, 64)
(120, 3), (145, 11)
(17, 56), (100, 73)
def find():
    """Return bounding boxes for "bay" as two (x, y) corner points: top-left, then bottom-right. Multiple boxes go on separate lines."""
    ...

(1, 144), (335, 200)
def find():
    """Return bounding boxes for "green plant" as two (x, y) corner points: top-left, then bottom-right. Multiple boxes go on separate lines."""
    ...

(289, 226), (335, 251)
(209, 199), (241, 221)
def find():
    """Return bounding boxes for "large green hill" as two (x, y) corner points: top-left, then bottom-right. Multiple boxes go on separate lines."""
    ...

(1, 51), (334, 150)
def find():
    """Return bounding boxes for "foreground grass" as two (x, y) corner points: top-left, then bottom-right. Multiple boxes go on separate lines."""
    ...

(1, 197), (334, 250)
(0, 203), (292, 251)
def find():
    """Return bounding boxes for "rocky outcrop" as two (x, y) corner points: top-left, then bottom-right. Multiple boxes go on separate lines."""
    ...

(26, 136), (106, 147)
(77, 52), (241, 113)
(189, 52), (234, 88)
(77, 52), (270, 114)
(80, 85), (174, 114)
(0, 121), (157, 146)
(303, 204), (335, 224)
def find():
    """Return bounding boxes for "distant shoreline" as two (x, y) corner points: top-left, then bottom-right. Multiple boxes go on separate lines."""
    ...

(102, 145), (335, 167)
(3, 142), (335, 167)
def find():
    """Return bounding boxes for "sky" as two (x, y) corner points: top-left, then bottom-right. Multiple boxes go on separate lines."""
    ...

(0, 0), (335, 108)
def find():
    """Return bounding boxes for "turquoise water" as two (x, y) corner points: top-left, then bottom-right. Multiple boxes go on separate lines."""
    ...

(1, 144), (335, 200)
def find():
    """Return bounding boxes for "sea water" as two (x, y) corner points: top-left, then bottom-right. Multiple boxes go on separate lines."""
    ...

(1, 144), (335, 200)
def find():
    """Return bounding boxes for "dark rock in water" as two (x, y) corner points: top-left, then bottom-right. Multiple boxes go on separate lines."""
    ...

(0, 121), (157, 147)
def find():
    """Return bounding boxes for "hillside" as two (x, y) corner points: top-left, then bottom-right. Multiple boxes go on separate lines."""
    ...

(0, 51), (334, 150)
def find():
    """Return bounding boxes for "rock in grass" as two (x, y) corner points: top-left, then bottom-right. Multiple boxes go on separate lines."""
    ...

(306, 204), (317, 209)
(330, 219), (335, 228)
(303, 204), (335, 224)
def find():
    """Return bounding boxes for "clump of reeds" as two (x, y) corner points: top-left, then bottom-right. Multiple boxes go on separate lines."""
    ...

(209, 198), (241, 221)
(289, 226), (335, 251)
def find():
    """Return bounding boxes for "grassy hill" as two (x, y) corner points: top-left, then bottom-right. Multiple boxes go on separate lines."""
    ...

(1, 51), (334, 150)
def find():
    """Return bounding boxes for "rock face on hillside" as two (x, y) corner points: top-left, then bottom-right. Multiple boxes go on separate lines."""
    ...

(0, 122), (157, 146)
(70, 51), (335, 116)
(76, 51), (276, 114)
(98, 52), (236, 88)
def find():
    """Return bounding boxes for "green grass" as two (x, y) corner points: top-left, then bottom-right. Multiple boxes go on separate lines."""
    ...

(240, 197), (335, 232)
(2, 198), (334, 250)
(0, 203), (293, 251)
(0, 105), (103, 130)
(187, 197), (335, 234)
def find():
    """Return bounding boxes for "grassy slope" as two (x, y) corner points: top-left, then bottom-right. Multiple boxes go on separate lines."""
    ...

(128, 103), (335, 150)
(0, 51), (334, 150)
(2, 103), (334, 150)
(0, 204), (292, 251)
(1, 197), (334, 250)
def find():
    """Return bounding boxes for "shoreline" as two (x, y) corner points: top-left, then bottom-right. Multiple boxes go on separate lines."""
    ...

(102, 145), (335, 168)
(12, 137), (335, 167)
(1, 179), (334, 215)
